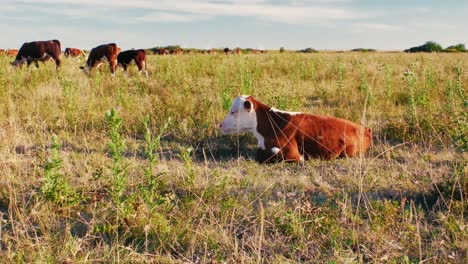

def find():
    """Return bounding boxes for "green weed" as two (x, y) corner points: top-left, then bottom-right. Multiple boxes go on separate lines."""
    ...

(41, 135), (82, 207)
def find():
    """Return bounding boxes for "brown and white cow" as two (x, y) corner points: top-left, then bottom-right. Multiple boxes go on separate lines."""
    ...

(220, 96), (372, 163)
(117, 49), (148, 77)
(208, 49), (218, 55)
(5, 49), (19, 57)
(64, 47), (85, 58)
(233, 48), (241, 54)
(10, 40), (61, 69)
(80, 43), (119, 76)
(155, 48), (169, 55)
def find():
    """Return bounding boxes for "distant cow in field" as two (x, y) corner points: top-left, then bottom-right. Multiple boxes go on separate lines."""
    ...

(10, 40), (61, 69)
(5, 49), (19, 57)
(0, 49), (4, 54)
(233, 48), (241, 54)
(64, 47), (85, 57)
(220, 96), (372, 163)
(223, 48), (231, 55)
(170, 49), (184, 55)
(208, 49), (217, 55)
(155, 48), (169, 55)
(117, 49), (148, 77)
(80, 43), (119, 76)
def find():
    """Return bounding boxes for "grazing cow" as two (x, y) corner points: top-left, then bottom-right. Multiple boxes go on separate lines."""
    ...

(208, 49), (217, 55)
(117, 49), (148, 77)
(185, 49), (192, 55)
(233, 48), (241, 54)
(64, 47), (85, 57)
(5, 49), (19, 57)
(220, 96), (372, 163)
(80, 43), (119, 76)
(10, 40), (61, 69)
(155, 48), (169, 55)
(223, 48), (231, 55)
(0, 49), (4, 54)
(170, 49), (183, 55)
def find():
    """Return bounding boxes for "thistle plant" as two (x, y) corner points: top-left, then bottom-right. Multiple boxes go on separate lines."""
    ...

(41, 135), (81, 207)
(105, 108), (128, 215)
(140, 116), (171, 208)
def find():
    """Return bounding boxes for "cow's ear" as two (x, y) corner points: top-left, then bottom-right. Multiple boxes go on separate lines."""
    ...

(244, 100), (253, 112)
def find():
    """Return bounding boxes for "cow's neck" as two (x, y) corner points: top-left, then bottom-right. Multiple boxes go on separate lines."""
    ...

(250, 98), (291, 148)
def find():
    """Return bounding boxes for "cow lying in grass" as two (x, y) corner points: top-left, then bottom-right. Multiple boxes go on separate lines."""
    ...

(220, 95), (372, 162)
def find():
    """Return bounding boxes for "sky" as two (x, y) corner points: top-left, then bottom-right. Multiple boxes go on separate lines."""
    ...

(1, 0), (467, 51)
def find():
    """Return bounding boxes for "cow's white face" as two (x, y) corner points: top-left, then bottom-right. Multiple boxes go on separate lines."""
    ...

(220, 95), (258, 134)
(10, 57), (27, 67)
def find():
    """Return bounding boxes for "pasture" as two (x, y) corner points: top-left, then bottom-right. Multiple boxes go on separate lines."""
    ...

(0, 52), (466, 263)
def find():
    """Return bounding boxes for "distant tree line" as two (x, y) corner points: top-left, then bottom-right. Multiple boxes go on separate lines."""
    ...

(405, 41), (467, 53)
(142, 42), (467, 54)
(297, 48), (318, 53)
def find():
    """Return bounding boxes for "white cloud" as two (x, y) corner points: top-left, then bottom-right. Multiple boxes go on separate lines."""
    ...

(16, 0), (365, 24)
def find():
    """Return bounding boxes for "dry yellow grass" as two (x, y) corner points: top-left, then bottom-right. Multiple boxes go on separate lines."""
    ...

(0, 52), (466, 263)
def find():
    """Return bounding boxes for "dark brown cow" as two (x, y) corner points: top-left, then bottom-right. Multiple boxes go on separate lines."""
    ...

(223, 48), (231, 55)
(64, 47), (85, 57)
(10, 40), (61, 69)
(220, 96), (372, 163)
(117, 49), (148, 77)
(5, 49), (19, 57)
(80, 43), (119, 76)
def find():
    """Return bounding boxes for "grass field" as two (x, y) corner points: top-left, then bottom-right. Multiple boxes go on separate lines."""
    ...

(0, 52), (466, 263)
